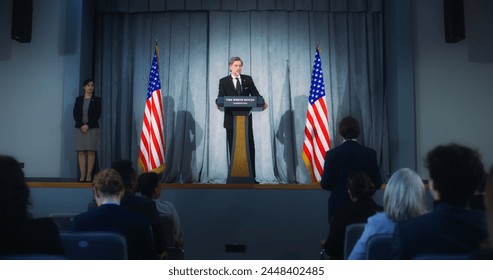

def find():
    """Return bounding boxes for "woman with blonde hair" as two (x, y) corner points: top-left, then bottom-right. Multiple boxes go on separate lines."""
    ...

(348, 168), (427, 259)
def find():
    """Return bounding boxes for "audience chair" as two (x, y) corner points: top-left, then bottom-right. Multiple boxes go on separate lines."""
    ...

(60, 231), (128, 260)
(49, 213), (78, 231)
(344, 223), (366, 259)
(159, 215), (184, 259)
(365, 234), (393, 260)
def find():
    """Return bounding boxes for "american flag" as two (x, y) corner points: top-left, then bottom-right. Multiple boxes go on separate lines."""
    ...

(138, 45), (165, 173)
(302, 46), (331, 183)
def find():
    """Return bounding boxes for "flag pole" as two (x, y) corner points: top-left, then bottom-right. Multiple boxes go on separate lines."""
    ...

(155, 38), (160, 70)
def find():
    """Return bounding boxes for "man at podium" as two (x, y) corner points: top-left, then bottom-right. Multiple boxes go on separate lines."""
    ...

(217, 57), (268, 180)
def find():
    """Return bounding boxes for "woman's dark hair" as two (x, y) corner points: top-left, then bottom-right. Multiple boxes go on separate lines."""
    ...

(137, 172), (160, 198)
(347, 170), (374, 201)
(82, 78), (95, 96)
(338, 116), (360, 139)
(0, 155), (31, 229)
(82, 78), (94, 87)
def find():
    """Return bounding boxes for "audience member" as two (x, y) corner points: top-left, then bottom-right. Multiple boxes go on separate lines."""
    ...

(111, 160), (167, 259)
(472, 165), (493, 259)
(322, 170), (382, 259)
(137, 172), (184, 246)
(71, 168), (157, 259)
(391, 144), (487, 259)
(320, 116), (382, 223)
(348, 168), (427, 259)
(469, 183), (486, 211)
(0, 155), (64, 257)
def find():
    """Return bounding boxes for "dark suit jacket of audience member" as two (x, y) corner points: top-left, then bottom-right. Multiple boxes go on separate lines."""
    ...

(71, 204), (157, 259)
(120, 193), (167, 254)
(0, 218), (64, 256)
(391, 202), (487, 259)
(324, 199), (383, 259)
(320, 140), (382, 222)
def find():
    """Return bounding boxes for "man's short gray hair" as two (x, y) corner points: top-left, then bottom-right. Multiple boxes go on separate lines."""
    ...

(228, 57), (243, 66)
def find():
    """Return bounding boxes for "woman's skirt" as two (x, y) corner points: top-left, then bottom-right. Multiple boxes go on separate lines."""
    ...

(74, 127), (99, 151)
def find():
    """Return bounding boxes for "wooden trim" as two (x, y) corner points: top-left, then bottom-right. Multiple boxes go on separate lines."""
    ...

(26, 181), (323, 190)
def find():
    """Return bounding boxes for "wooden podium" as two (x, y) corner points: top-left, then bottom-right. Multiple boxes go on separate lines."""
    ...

(216, 96), (262, 184)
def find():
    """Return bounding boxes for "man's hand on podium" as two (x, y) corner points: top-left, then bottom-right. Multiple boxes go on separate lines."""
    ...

(262, 101), (269, 111)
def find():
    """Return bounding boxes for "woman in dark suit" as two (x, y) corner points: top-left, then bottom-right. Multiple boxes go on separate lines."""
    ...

(0, 155), (64, 257)
(73, 78), (101, 182)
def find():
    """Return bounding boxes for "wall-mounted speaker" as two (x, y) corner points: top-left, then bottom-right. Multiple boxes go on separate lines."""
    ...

(11, 0), (33, 43)
(444, 0), (465, 43)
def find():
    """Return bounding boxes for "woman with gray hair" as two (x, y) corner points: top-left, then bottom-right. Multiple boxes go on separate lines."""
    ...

(348, 168), (428, 259)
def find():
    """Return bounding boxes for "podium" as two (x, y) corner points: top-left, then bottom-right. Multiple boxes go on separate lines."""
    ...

(216, 96), (264, 184)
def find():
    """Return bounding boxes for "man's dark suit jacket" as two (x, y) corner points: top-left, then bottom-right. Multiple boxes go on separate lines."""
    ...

(71, 204), (157, 259)
(73, 95), (102, 128)
(217, 74), (261, 129)
(391, 202), (487, 259)
(120, 193), (167, 255)
(320, 140), (382, 222)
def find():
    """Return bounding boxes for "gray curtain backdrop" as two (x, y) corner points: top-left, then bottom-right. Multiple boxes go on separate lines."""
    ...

(94, 0), (388, 184)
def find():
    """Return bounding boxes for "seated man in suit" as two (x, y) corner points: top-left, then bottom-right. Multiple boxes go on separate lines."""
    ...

(71, 168), (157, 259)
(111, 160), (167, 259)
(137, 172), (184, 247)
(391, 143), (487, 259)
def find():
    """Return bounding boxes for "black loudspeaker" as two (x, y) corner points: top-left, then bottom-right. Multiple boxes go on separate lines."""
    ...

(444, 0), (465, 43)
(11, 0), (33, 43)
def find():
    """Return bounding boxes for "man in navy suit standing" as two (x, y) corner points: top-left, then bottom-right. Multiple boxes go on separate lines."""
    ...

(217, 57), (268, 180)
(320, 116), (382, 223)
(391, 144), (487, 259)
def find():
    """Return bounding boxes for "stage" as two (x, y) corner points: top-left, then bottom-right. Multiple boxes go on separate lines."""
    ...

(26, 178), (321, 190)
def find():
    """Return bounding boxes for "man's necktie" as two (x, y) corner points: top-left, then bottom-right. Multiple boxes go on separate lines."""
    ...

(235, 77), (241, 95)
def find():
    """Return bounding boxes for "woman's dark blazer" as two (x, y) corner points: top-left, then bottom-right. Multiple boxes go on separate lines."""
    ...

(73, 95), (102, 128)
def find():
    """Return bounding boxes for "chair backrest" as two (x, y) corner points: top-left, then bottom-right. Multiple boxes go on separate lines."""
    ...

(366, 234), (393, 260)
(49, 213), (78, 231)
(344, 223), (366, 259)
(60, 231), (128, 260)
